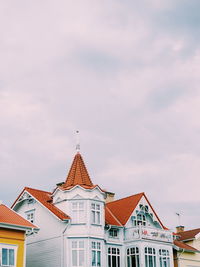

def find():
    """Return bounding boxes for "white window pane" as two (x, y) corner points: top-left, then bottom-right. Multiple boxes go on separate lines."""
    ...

(72, 241), (77, 248)
(72, 250), (77, 266)
(79, 241), (84, 248)
(79, 250), (84, 266)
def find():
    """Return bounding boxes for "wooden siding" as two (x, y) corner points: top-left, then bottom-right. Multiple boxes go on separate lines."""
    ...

(26, 236), (62, 267)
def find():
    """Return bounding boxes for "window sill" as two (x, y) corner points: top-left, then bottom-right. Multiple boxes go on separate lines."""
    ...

(71, 223), (86, 225)
(91, 223), (102, 227)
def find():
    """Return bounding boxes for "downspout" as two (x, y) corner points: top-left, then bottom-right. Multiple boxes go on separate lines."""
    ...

(61, 220), (70, 267)
(177, 249), (185, 267)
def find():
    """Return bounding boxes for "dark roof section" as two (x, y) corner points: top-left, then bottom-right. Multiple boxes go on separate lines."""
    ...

(174, 240), (199, 252)
(177, 228), (200, 241)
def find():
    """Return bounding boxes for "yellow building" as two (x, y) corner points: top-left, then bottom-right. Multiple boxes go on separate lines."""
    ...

(173, 227), (200, 267)
(0, 203), (38, 267)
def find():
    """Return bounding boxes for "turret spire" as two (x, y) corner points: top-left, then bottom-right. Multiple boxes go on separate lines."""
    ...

(64, 153), (93, 188)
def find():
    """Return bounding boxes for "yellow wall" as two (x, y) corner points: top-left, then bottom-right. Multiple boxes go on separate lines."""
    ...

(174, 239), (200, 267)
(0, 228), (25, 267)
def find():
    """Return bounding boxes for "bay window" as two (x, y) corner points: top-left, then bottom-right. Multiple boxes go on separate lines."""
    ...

(72, 240), (85, 266)
(145, 247), (156, 267)
(127, 247), (139, 267)
(72, 202), (85, 224)
(91, 203), (101, 224)
(108, 247), (120, 267)
(159, 249), (170, 267)
(91, 241), (101, 266)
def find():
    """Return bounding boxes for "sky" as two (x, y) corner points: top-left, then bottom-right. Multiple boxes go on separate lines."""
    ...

(1, 0), (200, 231)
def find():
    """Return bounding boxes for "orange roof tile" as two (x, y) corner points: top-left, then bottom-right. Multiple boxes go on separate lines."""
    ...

(105, 206), (123, 226)
(12, 187), (70, 221)
(0, 204), (38, 230)
(106, 192), (165, 227)
(63, 153), (93, 188)
(106, 193), (143, 226)
(177, 228), (200, 241)
(174, 240), (199, 252)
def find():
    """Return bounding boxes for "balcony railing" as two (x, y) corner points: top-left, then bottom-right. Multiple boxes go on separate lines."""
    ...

(125, 226), (173, 243)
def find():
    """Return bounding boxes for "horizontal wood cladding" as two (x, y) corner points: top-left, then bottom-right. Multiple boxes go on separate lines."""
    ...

(26, 236), (62, 267)
(0, 228), (25, 241)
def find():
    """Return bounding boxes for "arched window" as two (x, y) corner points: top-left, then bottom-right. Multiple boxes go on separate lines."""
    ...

(145, 247), (156, 267)
(108, 247), (120, 267)
(127, 247), (140, 267)
(159, 249), (170, 267)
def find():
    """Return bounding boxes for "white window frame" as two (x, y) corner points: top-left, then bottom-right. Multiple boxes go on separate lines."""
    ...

(71, 201), (85, 224)
(127, 247), (140, 267)
(108, 247), (120, 267)
(109, 228), (119, 238)
(91, 203), (101, 225)
(144, 247), (156, 267)
(159, 249), (170, 267)
(91, 241), (101, 266)
(71, 240), (85, 267)
(25, 209), (35, 224)
(0, 244), (17, 267)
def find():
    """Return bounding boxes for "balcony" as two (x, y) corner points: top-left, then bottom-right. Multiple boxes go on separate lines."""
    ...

(124, 226), (173, 243)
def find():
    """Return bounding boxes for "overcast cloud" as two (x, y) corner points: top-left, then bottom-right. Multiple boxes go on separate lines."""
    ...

(1, 0), (200, 231)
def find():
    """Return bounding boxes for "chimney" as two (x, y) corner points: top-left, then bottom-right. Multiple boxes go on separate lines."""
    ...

(176, 225), (185, 233)
(105, 191), (115, 203)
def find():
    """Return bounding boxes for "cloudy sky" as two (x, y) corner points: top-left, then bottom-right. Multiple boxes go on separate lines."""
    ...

(1, 0), (200, 231)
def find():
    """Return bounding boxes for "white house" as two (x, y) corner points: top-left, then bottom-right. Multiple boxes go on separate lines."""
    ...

(12, 152), (174, 267)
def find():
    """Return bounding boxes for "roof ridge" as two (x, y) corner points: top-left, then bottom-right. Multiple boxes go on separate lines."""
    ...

(105, 206), (123, 226)
(25, 187), (52, 194)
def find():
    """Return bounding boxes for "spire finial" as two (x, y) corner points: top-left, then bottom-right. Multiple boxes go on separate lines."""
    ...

(76, 130), (80, 153)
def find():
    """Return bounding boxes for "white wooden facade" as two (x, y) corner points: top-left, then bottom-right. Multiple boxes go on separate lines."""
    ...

(12, 153), (174, 267)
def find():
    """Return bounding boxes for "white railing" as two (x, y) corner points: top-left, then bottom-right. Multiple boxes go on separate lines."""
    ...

(125, 226), (173, 243)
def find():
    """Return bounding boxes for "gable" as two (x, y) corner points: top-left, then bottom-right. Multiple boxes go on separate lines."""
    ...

(12, 187), (70, 221)
(106, 192), (165, 228)
(127, 195), (162, 228)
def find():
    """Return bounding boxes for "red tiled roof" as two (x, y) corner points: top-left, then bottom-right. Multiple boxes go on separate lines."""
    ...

(174, 240), (199, 252)
(105, 206), (123, 226)
(0, 204), (38, 230)
(106, 192), (165, 227)
(177, 228), (200, 241)
(62, 153), (93, 188)
(12, 187), (70, 221)
(106, 193), (143, 226)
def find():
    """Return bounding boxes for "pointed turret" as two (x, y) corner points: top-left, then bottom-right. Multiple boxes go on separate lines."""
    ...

(63, 152), (93, 188)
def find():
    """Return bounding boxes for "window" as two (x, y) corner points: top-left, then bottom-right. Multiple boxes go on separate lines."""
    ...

(72, 202), (85, 224)
(108, 247), (120, 267)
(72, 240), (84, 266)
(145, 247), (156, 267)
(127, 247), (139, 267)
(91, 203), (101, 224)
(159, 249), (170, 267)
(26, 210), (35, 223)
(1, 248), (15, 266)
(109, 229), (119, 238)
(91, 241), (101, 266)
(133, 213), (146, 226)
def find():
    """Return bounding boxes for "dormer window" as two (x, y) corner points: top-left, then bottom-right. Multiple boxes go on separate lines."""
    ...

(91, 203), (101, 225)
(109, 229), (119, 238)
(133, 213), (146, 226)
(26, 210), (35, 224)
